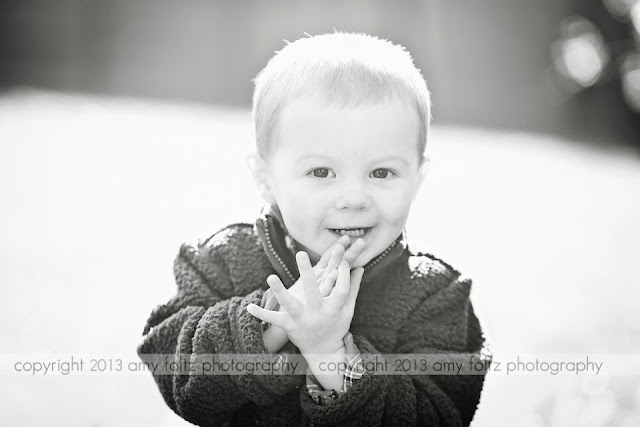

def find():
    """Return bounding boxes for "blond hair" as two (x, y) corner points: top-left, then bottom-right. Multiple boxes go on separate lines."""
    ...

(252, 32), (431, 162)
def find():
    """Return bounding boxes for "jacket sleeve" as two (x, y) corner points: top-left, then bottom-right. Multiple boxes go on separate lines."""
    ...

(137, 242), (303, 426)
(298, 275), (491, 427)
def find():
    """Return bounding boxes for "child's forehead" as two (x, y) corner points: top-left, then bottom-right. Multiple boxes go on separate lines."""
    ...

(283, 89), (410, 112)
(278, 96), (418, 134)
(270, 97), (421, 165)
(278, 95), (417, 125)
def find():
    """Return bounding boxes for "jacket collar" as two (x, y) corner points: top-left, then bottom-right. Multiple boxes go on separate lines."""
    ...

(254, 204), (407, 288)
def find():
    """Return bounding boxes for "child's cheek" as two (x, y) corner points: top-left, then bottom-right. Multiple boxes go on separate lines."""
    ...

(381, 189), (412, 222)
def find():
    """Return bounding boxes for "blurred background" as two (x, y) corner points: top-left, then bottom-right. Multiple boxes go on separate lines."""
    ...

(1, 1), (639, 426)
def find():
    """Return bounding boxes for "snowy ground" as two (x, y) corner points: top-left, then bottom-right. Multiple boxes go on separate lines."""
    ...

(1, 90), (639, 426)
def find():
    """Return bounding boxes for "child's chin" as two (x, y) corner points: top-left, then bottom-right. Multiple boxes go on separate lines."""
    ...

(349, 252), (370, 269)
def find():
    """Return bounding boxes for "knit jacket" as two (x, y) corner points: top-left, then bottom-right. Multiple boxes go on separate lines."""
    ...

(137, 208), (491, 427)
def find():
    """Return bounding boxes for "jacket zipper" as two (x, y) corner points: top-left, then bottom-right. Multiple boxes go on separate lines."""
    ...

(364, 240), (396, 271)
(263, 222), (296, 284)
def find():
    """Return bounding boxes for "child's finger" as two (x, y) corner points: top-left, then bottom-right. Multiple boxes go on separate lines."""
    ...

(316, 243), (343, 283)
(316, 249), (331, 270)
(266, 274), (302, 317)
(316, 248), (332, 270)
(318, 272), (337, 297)
(327, 260), (351, 307)
(345, 267), (364, 313)
(246, 304), (288, 329)
(318, 243), (345, 296)
(318, 267), (339, 299)
(316, 235), (350, 269)
(297, 251), (322, 308)
(315, 236), (349, 290)
(343, 238), (365, 265)
(326, 243), (345, 272)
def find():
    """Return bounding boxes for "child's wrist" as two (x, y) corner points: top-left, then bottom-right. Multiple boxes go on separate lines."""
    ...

(300, 340), (345, 358)
(303, 344), (347, 392)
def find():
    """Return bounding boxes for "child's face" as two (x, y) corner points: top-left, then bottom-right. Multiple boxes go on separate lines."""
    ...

(260, 97), (427, 268)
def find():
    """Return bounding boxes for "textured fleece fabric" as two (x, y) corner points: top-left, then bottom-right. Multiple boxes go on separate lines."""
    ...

(137, 210), (491, 426)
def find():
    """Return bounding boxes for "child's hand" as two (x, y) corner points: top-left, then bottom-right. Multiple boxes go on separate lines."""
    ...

(285, 235), (365, 307)
(258, 237), (365, 355)
(247, 252), (364, 355)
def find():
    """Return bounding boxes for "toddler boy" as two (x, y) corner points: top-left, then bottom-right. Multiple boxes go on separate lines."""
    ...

(138, 32), (490, 426)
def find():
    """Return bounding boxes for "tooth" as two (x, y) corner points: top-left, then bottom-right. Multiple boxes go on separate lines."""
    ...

(335, 228), (367, 237)
(345, 229), (362, 237)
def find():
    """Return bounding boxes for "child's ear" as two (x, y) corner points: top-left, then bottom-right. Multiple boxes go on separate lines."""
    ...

(412, 157), (430, 201)
(246, 152), (277, 205)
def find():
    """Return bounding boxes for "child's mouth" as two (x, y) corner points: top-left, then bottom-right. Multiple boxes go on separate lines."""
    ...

(329, 227), (373, 238)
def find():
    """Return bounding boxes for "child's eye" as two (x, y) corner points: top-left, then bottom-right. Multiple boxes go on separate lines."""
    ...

(309, 168), (335, 178)
(370, 168), (395, 179)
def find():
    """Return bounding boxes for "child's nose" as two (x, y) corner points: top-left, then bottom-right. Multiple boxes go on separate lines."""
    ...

(335, 184), (372, 210)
